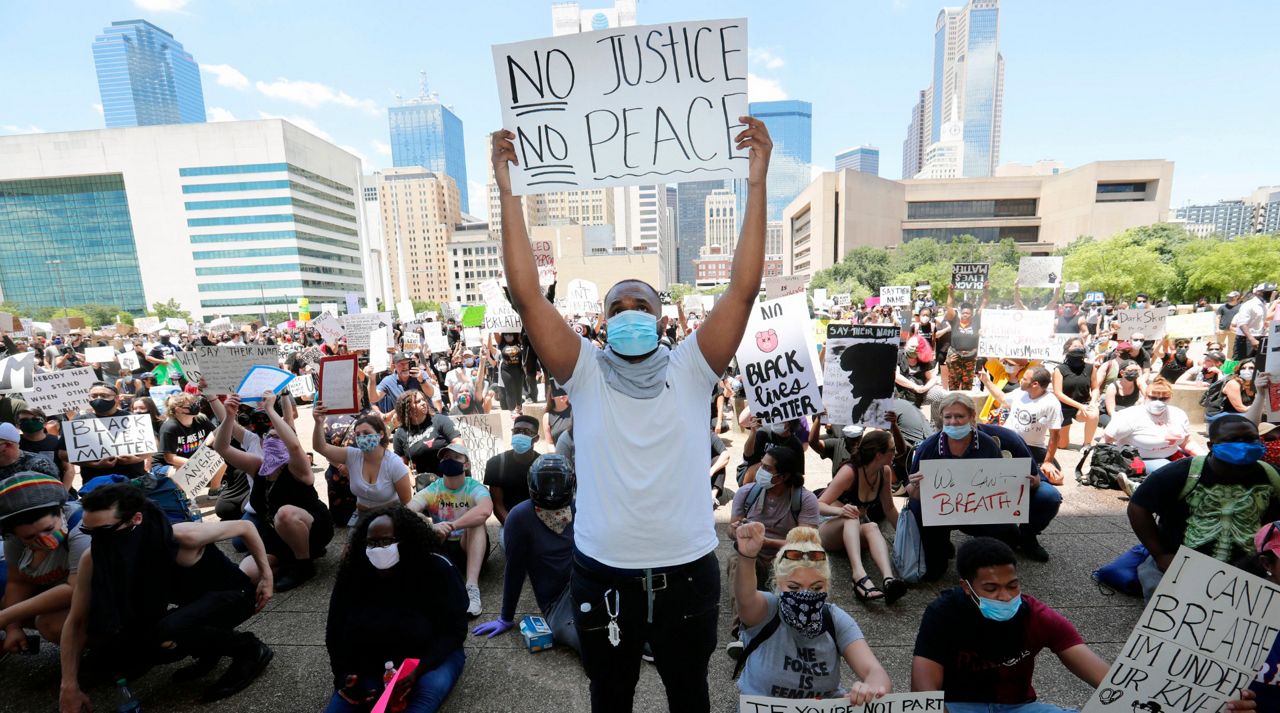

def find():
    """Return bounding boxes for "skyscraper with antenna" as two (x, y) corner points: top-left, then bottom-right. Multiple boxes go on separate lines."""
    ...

(388, 70), (469, 213)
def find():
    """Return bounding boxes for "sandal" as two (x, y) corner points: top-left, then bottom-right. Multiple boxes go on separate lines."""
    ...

(853, 576), (884, 602)
(882, 577), (908, 605)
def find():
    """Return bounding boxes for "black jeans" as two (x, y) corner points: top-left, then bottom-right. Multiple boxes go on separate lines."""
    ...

(96, 589), (256, 680)
(571, 550), (720, 713)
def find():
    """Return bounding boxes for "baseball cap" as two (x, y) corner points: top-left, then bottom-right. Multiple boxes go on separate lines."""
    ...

(158, 329), (171, 337)
(1255, 522), (1280, 560)
(442, 442), (469, 458)
(393, 351), (413, 363)
(1259, 422), (1277, 438)
(0, 423), (20, 443)
(841, 425), (865, 440)
(1228, 290), (1242, 298)
(0, 473), (67, 525)
(1116, 341), (1133, 352)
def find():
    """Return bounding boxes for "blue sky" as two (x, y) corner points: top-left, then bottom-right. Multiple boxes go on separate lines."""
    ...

(2, 0), (1277, 218)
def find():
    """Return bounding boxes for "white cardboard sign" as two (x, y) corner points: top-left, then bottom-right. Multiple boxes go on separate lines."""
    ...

(764, 275), (807, 301)
(560, 279), (601, 316)
(479, 280), (523, 333)
(492, 18), (750, 195)
(880, 285), (911, 307)
(1113, 308), (1167, 341)
(919, 458), (1033, 526)
(734, 293), (823, 423)
(66, 414), (157, 463)
(287, 373), (316, 400)
(26, 367), (96, 414)
(0, 352), (36, 394)
(978, 309), (1057, 360)
(454, 412), (507, 475)
(821, 324), (898, 429)
(1268, 321), (1280, 379)
(311, 312), (346, 346)
(740, 692), (944, 713)
(1163, 312), (1216, 340)
(186, 345), (280, 395)
(171, 443), (226, 496)
(84, 346), (116, 364)
(531, 239), (556, 287)
(117, 350), (140, 371)
(341, 312), (393, 351)
(1016, 256), (1063, 288)
(368, 328), (390, 372)
(1082, 546), (1279, 713)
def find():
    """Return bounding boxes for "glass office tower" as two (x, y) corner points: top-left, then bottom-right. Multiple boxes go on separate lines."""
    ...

(389, 101), (469, 214)
(93, 19), (206, 128)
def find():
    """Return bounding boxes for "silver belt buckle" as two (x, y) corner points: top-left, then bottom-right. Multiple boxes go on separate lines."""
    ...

(646, 572), (668, 592)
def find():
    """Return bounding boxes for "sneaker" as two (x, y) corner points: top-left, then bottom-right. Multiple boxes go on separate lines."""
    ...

(641, 642), (655, 664)
(1020, 536), (1051, 563)
(725, 640), (744, 660)
(465, 584), (482, 617)
(275, 559), (316, 592)
(201, 635), (273, 702)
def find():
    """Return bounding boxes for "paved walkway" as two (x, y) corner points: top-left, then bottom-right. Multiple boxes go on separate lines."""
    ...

(0, 415), (1146, 713)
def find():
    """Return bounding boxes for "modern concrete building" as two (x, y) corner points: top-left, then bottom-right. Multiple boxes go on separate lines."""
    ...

(835, 146), (880, 176)
(766, 221), (784, 259)
(1174, 186), (1280, 238)
(531, 224), (661, 293)
(704, 189), (737, 254)
(377, 167), (461, 305)
(782, 159), (1174, 277)
(361, 173), (392, 310)
(448, 220), (501, 305)
(0, 120), (364, 320)
(93, 19), (205, 128)
(675, 180), (724, 285)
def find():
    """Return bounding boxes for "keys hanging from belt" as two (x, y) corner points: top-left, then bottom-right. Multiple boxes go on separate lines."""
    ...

(604, 589), (621, 648)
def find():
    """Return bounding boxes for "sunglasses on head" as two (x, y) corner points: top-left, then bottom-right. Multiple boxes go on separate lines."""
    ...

(780, 549), (827, 562)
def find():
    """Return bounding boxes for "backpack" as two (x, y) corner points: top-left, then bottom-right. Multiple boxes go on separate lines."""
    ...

(80, 473), (201, 524)
(731, 605), (836, 680)
(1200, 378), (1229, 417)
(742, 483), (804, 523)
(1075, 443), (1144, 490)
(892, 508), (927, 583)
(1092, 544), (1149, 596)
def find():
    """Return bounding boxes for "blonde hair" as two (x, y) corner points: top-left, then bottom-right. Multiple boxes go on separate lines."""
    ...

(773, 526), (831, 585)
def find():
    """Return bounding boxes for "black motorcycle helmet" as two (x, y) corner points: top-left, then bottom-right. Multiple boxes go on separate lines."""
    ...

(527, 454), (575, 510)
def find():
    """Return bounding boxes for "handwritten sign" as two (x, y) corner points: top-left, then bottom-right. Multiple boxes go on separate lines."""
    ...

(66, 414), (157, 463)
(1113, 308), (1167, 341)
(368, 328), (390, 373)
(734, 293), (823, 424)
(454, 412), (506, 475)
(0, 352), (36, 394)
(919, 458), (1032, 526)
(740, 692), (944, 713)
(171, 443), (226, 497)
(0, 312), (13, 331)
(1164, 312), (1216, 340)
(880, 286), (911, 307)
(492, 18), (749, 194)
(1017, 256), (1063, 289)
(831, 293), (852, 308)
(312, 312), (346, 346)
(84, 346), (116, 364)
(822, 324), (898, 428)
(559, 279), (601, 316)
(1083, 546), (1280, 713)
(952, 263), (989, 291)
(764, 274), (807, 301)
(117, 350), (140, 371)
(26, 367), (95, 414)
(531, 239), (556, 286)
(341, 312), (393, 351)
(479, 280), (523, 333)
(318, 354), (360, 415)
(186, 345), (280, 395)
(1268, 321), (1280, 378)
(287, 373), (316, 401)
(978, 309), (1056, 360)
(235, 365), (295, 402)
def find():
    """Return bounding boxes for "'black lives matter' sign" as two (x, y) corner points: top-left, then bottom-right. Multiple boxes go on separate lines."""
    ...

(493, 18), (749, 195)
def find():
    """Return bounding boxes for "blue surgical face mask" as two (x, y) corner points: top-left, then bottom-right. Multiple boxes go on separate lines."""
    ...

(355, 433), (380, 452)
(943, 423), (972, 440)
(965, 580), (1023, 622)
(1212, 441), (1264, 466)
(754, 467), (775, 490)
(511, 434), (533, 454)
(606, 310), (659, 357)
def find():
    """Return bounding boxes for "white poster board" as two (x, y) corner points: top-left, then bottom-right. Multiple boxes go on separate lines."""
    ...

(1082, 546), (1280, 713)
(312, 312), (346, 346)
(173, 350), (202, 383)
(880, 285), (911, 307)
(84, 346), (116, 363)
(341, 312), (393, 351)
(764, 275), (807, 301)
(1163, 312), (1216, 340)
(978, 309), (1057, 360)
(454, 412), (506, 475)
(531, 238), (556, 287)
(919, 458), (1033, 526)
(740, 692), (944, 713)
(0, 352), (36, 394)
(317, 355), (360, 415)
(368, 328), (390, 372)
(235, 365), (295, 402)
(66, 414), (157, 463)
(287, 373), (316, 401)
(1016, 256), (1063, 288)
(561, 279), (601, 316)
(492, 18), (749, 195)
(117, 350), (140, 372)
(479, 280), (523, 333)
(425, 331), (451, 354)
(822, 323), (899, 429)
(831, 294), (852, 308)
(26, 367), (96, 414)
(171, 443), (226, 497)
(463, 328), (482, 348)
(186, 345), (281, 395)
(1113, 308), (1167, 341)
(734, 293), (823, 423)
(1268, 321), (1280, 379)
(396, 299), (415, 323)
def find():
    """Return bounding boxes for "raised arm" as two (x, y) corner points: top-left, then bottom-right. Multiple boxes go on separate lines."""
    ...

(733, 521), (770, 627)
(211, 394), (264, 475)
(694, 117), (773, 375)
(310, 404), (349, 465)
(1012, 284), (1025, 310)
(491, 130), (580, 385)
(261, 391), (311, 483)
(945, 285), (956, 321)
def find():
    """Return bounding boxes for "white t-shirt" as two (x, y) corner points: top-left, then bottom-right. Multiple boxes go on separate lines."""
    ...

(1104, 405), (1191, 459)
(1003, 389), (1063, 448)
(343, 446), (409, 509)
(562, 333), (720, 568)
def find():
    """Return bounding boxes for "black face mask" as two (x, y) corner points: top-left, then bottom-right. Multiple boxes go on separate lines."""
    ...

(90, 398), (116, 413)
(18, 418), (45, 434)
(185, 406), (202, 416)
(1122, 373), (1139, 382)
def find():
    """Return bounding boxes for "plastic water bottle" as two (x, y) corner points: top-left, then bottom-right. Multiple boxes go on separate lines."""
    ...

(383, 661), (396, 687)
(116, 679), (142, 713)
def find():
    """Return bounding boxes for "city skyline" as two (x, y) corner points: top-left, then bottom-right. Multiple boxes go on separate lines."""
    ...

(2, 1), (1277, 212)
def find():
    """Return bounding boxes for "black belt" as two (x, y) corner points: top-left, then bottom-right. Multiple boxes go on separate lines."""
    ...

(572, 550), (712, 593)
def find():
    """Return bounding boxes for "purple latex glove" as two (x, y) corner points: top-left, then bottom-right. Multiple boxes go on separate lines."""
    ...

(471, 618), (514, 638)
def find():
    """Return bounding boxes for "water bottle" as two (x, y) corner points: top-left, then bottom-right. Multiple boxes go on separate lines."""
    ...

(382, 661), (396, 687)
(116, 679), (142, 713)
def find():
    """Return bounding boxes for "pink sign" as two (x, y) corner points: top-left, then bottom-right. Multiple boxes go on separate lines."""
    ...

(864, 297), (881, 309)
(371, 658), (420, 713)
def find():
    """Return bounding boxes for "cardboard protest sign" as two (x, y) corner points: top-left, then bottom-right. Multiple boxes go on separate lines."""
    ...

(479, 280), (523, 333)
(531, 238), (556, 286)
(344, 293), (361, 315)
(952, 262), (989, 291)
(454, 413), (506, 475)
(425, 331), (451, 354)
(66, 414), (157, 463)
(560, 279), (601, 316)
(492, 18), (749, 195)
(0, 352), (36, 394)
(396, 299), (415, 323)
(1083, 546), (1279, 713)
(117, 350), (140, 371)
(318, 354), (360, 415)
(1063, 281), (1080, 294)
(978, 309), (1057, 360)
(26, 367), (95, 414)
(187, 345), (280, 395)
(822, 324), (898, 428)
(50, 318), (70, 335)
(0, 312), (14, 331)
(1164, 312), (1216, 339)
(341, 312), (393, 351)
(312, 312), (346, 346)
(1085, 291), (1105, 303)
(812, 288), (827, 305)
(1113, 308), (1167, 341)
(461, 306), (486, 329)
(368, 328), (390, 372)
(235, 365), (295, 402)
(171, 443), (226, 497)
(764, 274), (807, 301)
(1017, 256), (1063, 288)
(172, 351), (202, 383)
(133, 317), (160, 334)
(464, 327), (482, 348)
(740, 692), (944, 713)
(287, 373), (316, 401)
(321, 302), (340, 317)
(832, 293), (852, 308)
(880, 286), (911, 307)
(15, 318), (32, 338)
(919, 458), (1033, 526)
(84, 346), (116, 364)
(734, 293), (823, 423)
(403, 332), (423, 352)
(1268, 321), (1280, 378)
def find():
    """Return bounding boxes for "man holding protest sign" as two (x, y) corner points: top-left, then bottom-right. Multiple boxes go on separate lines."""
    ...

(491, 105), (771, 711)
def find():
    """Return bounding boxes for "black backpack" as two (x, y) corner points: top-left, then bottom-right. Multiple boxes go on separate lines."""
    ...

(1199, 378), (1229, 417)
(742, 483), (805, 522)
(731, 605), (836, 680)
(1075, 443), (1143, 490)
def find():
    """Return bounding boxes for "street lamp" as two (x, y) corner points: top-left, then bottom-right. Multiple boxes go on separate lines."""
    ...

(45, 259), (68, 319)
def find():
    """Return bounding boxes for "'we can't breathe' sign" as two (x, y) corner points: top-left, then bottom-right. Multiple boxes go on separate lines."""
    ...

(493, 18), (750, 195)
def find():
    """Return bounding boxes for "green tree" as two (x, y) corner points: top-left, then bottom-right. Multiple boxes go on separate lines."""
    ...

(1062, 239), (1175, 301)
(411, 300), (441, 315)
(33, 306), (91, 323)
(1181, 234), (1280, 298)
(668, 284), (696, 302)
(78, 303), (126, 329)
(148, 298), (191, 321)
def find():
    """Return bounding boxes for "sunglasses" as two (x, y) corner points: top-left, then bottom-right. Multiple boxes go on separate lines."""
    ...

(80, 522), (129, 537)
(1148, 395), (1171, 402)
(780, 549), (828, 562)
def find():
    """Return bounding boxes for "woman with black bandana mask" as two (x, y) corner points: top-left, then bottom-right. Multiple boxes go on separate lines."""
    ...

(1051, 338), (1099, 451)
(731, 523), (892, 703)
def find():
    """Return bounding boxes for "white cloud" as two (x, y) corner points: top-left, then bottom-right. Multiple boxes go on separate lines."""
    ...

(468, 181), (489, 221)
(200, 63), (249, 91)
(255, 78), (380, 116)
(207, 106), (237, 122)
(749, 48), (785, 70)
(257, 111), (367, 167)
(0, 124), (45, 135)
(748, 73), (788, 102)
(92, 103), (103, 116)
(132, 0), (190, 11)
(372, 140), (391, 156)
